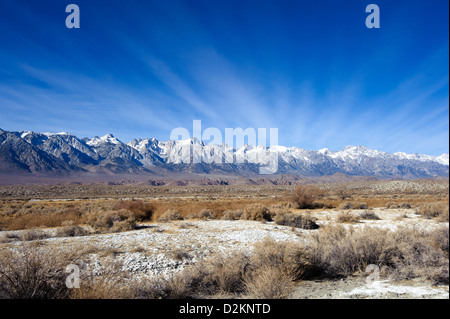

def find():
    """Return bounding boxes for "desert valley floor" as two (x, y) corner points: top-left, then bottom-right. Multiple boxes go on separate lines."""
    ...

(0, 179), (448, 299)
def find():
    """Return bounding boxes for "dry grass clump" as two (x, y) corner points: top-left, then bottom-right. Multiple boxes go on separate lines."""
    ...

(241, 204), (273, 221)
(386, 202), (412, 209)
(273, 210), (319, 229)
(269, 202), (296, 211)
(0, 199), (156, 233)
(187, 208), (215, 220)
(115, 200), (154, 222)
(416, 203), (449, 221)
(56, 224), (91, 237)
(305, 225), (397, 277)
(290, 185), (326, 209)
(304, 225), (449, 284)
(359, 210), (381, 220)
(339, 202), (368, 210)
(2, 228), (54, 242)
(221, 209), (243, 220)
(157, 209), (183, 222)
(432, 226), (449, 254)
(136, 251), (251, 299)
(70, 259), (135, 299)
(21, 229), (50, 241)
(0, 207), (84, 231)
(400, 202), (412, 209)
(0, 243), (82, 299)
(0, 242), (137, 299)
(84, 209), (137, 233)
(336, 211), (361, 223)
(390, 226), (449, 284)
(243, 266), (294, 299)
(251, 238), (313, 280)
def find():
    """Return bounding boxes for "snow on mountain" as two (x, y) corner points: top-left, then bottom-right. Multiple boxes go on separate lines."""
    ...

(0, 129), (448, 178)
(86, 134), (122, 146)
(436, 154), (449, 166)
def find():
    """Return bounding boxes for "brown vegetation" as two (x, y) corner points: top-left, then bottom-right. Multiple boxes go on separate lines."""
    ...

(157, 209), (184, 222)
(241, 204), (273, 221)
(416, 202), (449, 221)
(336, 211), (361, 223)
(273, 210), (319, 229)
(290, 185), (326, 209)
(0, 180), (448, 299)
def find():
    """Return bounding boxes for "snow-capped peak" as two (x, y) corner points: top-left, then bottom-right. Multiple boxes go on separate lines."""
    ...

(86, 134), (121, 146)
(318, 148), (331, 155)
(21, 131), (33, 138)
(436, 154), (449, 166)
(42, 132), (71, 137)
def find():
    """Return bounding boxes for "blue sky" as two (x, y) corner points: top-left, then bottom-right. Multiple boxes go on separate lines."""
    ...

(0, 0), (448, 155)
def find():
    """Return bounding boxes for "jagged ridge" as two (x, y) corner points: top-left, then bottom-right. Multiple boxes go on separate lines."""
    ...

(0, 129), (448, 179)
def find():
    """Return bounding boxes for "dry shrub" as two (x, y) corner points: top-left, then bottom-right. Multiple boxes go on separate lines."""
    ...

(241, 204), (273, 221)
(244, 266), (293, 299)
(433, 227), (449, 254)
(85, 209), (137, 233)
(136, 251), (251, 299)
(400, 203), (412, 209)
(157, 209), (183, 222)
(1, 208), (83, 231)
(221, 209), (243, 220)
(0, 243), (82, 299)
(269, 202), (295, 211)
(359, 210), (381, 220)
(305, 225), (398, 277)
(251, 238), (312, 280)
(385, 202), (397, 208)
(340, 202), (368, 210)
(0, 232), (21, 243)
(417, 203), (449, 221)
(336, 211), (360, 223)
(391, 226), (449, 284)
(336, 187), (352, 200)
(386, 202), (411, 209)
(115, 200), (154, 222)
(305, 225), (449, 284)
(273, 210), (319, 229)
(56, 224), (91, 237)
(70, 259), (135, 299)
(438, 207), (449, 222)
(290, 185), (325, 209)
(187, 208), (215, 220)
(21, 229), (50, 241)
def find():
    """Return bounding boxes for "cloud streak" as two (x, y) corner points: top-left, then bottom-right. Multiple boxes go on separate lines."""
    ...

(0, 0), (447, 155)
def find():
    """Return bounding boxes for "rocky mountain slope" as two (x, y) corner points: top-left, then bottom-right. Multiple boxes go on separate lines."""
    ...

(0, 128), (448, 179)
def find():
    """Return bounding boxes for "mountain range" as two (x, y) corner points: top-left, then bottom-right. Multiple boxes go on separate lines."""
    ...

(0, 128), (448, 182)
